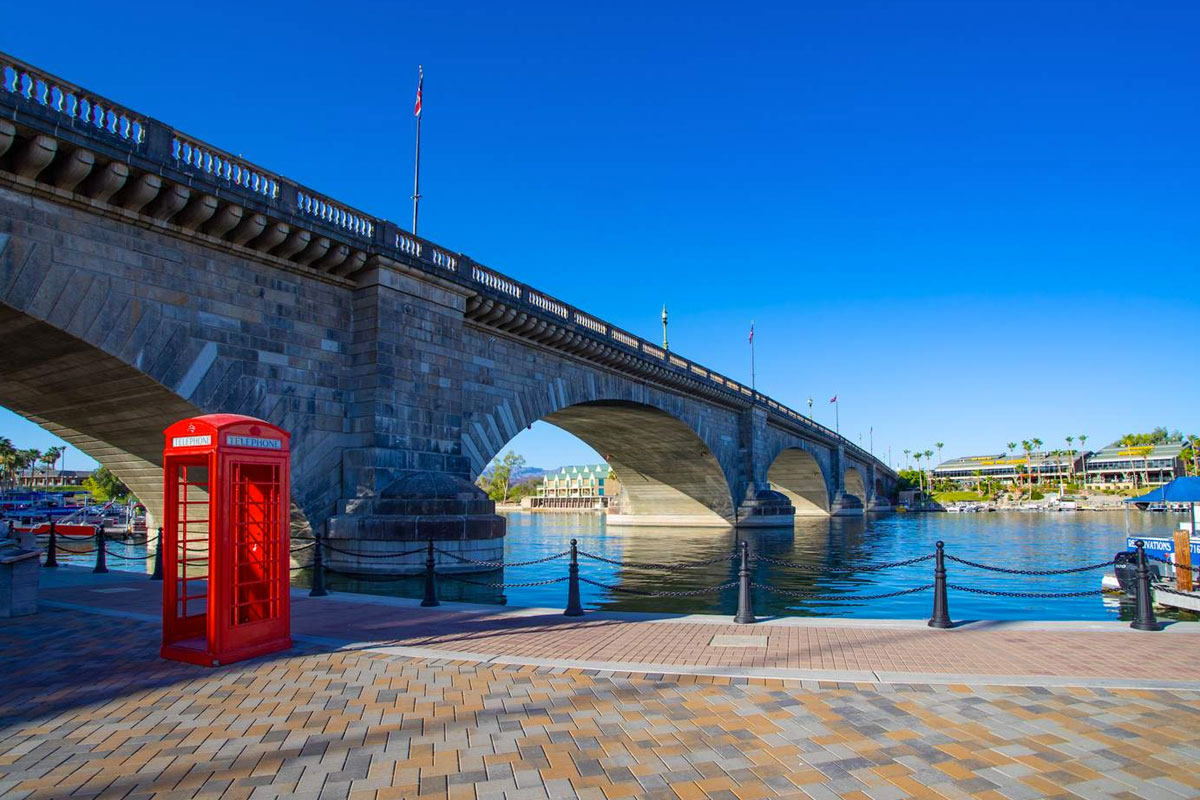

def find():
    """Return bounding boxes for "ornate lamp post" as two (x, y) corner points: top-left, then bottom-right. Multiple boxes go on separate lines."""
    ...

(661, 305), (668, 351)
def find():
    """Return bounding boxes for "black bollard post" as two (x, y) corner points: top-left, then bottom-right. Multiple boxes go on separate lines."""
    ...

(421, 539), (439, 607)
(928, 541), (953, 629)
(93, 524), (108, 574)
(150, 527), (164, 581)
(564, 538), (583, 617)
(309, 531), (328, 597)
(734, 540), (756, 624)
(1130, 540), (1163, 631)
(44, 519), (59, 568)
(5, 519), (13, 539)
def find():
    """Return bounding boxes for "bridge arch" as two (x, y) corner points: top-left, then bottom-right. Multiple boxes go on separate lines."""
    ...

(766, 447), (830, 516)
(842, 464), (868, 511)
(468, 391), (738, 526)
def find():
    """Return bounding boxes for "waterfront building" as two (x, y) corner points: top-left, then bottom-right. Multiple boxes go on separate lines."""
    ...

(531, 464), (615, 509)
(14, 469), (90, 488)
(933, 452), (1086, 486)
(1082, 442), (1186, 488)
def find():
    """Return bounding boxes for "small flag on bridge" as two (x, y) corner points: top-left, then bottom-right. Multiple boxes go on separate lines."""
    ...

(748, 323), (754, 344)
(830, 395), (838, 403)
(414, 67), (423, 117)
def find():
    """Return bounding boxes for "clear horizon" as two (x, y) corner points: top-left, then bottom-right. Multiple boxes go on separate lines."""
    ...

(1, 0), (1196, 474)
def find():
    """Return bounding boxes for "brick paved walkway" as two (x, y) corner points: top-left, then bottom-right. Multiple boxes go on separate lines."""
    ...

(34, 569), (1200, 688)
(2, 599), (1199, 799)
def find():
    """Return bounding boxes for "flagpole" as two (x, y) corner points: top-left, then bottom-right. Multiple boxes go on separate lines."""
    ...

(750, 321), (756, 394)
(411, 65), (423, 236)
(835, 399), (840, 437)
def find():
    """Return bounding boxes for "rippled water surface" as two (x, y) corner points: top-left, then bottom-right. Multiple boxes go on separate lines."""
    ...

(59, 510), (1191, 621)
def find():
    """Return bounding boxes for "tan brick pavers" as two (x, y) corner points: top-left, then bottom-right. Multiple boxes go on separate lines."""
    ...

(3, 578), (1200, 798)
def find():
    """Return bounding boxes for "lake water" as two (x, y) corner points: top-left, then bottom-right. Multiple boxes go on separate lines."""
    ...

(60, 510), (1192, 621)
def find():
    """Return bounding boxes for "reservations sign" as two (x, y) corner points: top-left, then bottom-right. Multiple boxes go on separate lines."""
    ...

(1127, 536), (1200, 557)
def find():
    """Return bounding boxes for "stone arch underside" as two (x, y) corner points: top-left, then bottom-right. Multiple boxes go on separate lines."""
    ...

(843, 465), (868, 509)
(766, 448), (830, 516)
(498, 400), (736, 526)
(0, 304), (316, 533)
(0, 304), (200, 525)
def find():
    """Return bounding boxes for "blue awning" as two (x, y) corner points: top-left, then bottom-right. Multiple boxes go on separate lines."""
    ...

(1125, 476), (1200, 504)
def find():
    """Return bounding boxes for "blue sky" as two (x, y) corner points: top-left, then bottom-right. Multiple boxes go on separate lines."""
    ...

(2, 0), (1197, 473)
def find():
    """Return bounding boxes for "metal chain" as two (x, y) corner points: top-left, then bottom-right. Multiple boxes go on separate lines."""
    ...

(1147, 554), (1200, 575)
(289, 541), (316, 553)
(52, 546), (97, 555)
(753, 554), (934, 572)
(290, 564), (313, 572)
(577, 550), (737, 571)
(751, 582), (934, 600)
(433, 547), (570, 568)
(948, 584), (1104, 598)
(103, 547), (155, 560)
(323, 567), (411, 581)
(577, 576), (738, 596)
(1152, 583), (1199, 598)
(437, 573), (569, 589)
(945, 554), (1115, 575)
(319, 542), (427, 559)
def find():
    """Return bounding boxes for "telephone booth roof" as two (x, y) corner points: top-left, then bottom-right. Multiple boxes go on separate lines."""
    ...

(164, 415), (291, 453)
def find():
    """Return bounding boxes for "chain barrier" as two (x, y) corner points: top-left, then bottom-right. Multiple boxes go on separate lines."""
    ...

(1146, 554), (1200, 575)
(290, 564), (313, 572)
(323, 566), (413, 581)
(438, 573), (569, 589)
(103, 547), (156, 561)
(947, 584), (1104, 599)
(319, 542), (427, 559)
(752, 553), (934, 572)
(751, 582), (934, 601)
(945, 554), (1115, 575)
(1152, 584), (1199, 598)
(433, 547), (570, 568)
(289, 541), (316, 553)
(53, 546), (97, 555)
(577, 550), (737, 571)
(578, 576), (738, 597)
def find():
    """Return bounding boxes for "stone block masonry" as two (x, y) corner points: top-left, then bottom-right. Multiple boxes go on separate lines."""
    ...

(0, 50), (896, 571)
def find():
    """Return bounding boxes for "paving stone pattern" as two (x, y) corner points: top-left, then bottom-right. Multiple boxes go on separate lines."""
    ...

(2, 605), (1199, 799)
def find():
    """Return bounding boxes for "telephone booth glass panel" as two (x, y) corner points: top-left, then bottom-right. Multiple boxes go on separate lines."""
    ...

(175, 461), (211, 627)
(230, 461), (282, 627)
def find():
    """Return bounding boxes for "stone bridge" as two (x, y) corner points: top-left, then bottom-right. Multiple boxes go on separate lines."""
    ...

(0, 53), (896, 567)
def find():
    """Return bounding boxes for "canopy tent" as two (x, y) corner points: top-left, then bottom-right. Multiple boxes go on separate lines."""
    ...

(1125, 477), (1200, 504)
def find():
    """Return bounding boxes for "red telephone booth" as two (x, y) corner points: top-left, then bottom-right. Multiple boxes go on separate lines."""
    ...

(160, 414), (292, 666)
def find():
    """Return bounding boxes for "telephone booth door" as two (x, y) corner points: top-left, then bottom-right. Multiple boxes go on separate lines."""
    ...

(161, 415), (291, 667)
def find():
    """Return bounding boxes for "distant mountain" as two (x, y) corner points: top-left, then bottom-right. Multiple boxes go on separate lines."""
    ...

(512, 466), (551, 483)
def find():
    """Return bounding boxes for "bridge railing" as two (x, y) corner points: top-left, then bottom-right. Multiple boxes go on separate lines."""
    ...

(0, 49), (890, 478)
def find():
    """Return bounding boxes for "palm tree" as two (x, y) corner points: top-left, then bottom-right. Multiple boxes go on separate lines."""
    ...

(1006, 441), (1016, 457)
(1079, 434), (1089, 487)
(1065, 436), (1075, 483)
(903, 449), (911, 469)
(1020, 440), (1032, 491)
(935, 442), (944, 468)
(913, 452), (923, 492)
(924, 449), (934, 491)
(20, 449), (41, 483)
(0, 437), (15, 488)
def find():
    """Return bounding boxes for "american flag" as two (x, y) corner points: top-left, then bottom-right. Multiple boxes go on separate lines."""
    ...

(748, 323), (754, 344)
(830, 395), (838, 403)
(414, 67), (423, 117)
